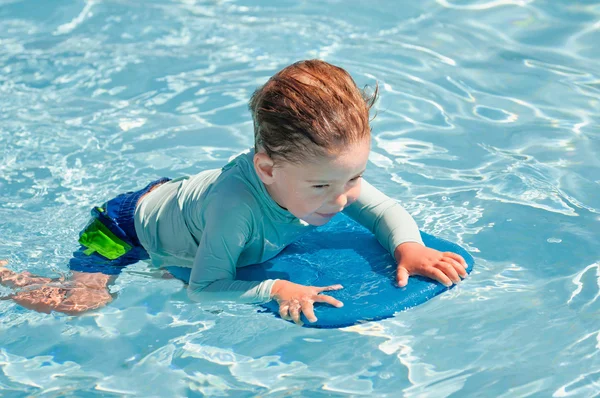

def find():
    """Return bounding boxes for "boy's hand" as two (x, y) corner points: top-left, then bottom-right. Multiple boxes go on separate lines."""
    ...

(271, 280), (343, 326)
(394, 242), (468, 288)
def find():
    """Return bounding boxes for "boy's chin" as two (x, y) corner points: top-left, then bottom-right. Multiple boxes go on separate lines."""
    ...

(300, 216), (333, 227)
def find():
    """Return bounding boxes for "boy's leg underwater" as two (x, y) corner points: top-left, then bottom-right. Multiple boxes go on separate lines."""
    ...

(0, 260), (114, 315)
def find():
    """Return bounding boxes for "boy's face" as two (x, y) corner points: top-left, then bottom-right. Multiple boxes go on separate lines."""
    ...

(256, 138), (370, 226)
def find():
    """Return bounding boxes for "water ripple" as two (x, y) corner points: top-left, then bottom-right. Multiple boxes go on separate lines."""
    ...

(568, 262), (600, 308)
(1, 0), (600, 396)
(436, 0), (534, 10)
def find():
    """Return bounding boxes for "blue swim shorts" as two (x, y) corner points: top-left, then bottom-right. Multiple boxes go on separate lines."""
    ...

(69, 178), (170, 275)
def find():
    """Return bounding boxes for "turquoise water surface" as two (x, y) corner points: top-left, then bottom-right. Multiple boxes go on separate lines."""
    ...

(1, 0), (599, 396)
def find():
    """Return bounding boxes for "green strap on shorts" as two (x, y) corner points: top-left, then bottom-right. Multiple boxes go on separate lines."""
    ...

(78, 208), (132, 260)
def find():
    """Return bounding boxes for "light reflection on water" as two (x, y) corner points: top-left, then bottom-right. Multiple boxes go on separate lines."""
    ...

(1, 0), (599, 396)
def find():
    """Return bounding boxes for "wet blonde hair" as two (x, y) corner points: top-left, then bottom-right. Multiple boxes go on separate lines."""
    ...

(249, 59), (378, 164)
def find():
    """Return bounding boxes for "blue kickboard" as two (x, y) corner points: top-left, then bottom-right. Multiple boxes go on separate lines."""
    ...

(167, 213), (474, 328)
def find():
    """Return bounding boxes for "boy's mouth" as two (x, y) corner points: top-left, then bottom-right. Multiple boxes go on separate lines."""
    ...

(316, 212), (338, 218)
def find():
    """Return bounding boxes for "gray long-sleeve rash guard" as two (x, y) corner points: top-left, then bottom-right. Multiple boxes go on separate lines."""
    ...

(134, 149), (423, 304)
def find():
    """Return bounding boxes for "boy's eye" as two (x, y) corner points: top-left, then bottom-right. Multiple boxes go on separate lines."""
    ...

(311, 176), (362, 189)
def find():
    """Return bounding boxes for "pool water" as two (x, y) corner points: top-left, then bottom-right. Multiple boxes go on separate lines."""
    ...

(1, 0), (599, 396)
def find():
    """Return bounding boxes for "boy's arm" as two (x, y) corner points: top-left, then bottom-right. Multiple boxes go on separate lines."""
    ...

(186, 198), (344, 325)
(343, 178), (424, 256)
(187, 201), (276, 304)
(186, 195), (344, 325)
(343, 178), (467, 287)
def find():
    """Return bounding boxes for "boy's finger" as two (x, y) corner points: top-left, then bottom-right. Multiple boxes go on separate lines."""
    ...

(278, 304), (291, 320)
(0, 260), (8, 267)
(444, 252), (467, 268)
(436, 260), (461, 284)
(301, 301), (318, 323)
(317, 284), (343, 292)
(314, 294), (344, 308)
(444, 256), (467, 278)
(290, 307), (303, 326)
(396, 266), (409, 287)
(427, 268), (453, 287)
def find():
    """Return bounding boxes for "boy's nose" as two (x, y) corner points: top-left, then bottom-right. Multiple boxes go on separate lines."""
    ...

(330, 193), (348, 209)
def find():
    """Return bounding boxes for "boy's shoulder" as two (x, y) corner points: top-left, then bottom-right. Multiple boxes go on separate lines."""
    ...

(206, 148), (261, 207)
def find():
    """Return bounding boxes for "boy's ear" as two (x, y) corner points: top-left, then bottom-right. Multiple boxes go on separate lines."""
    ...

(253, 152), (276, 184)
